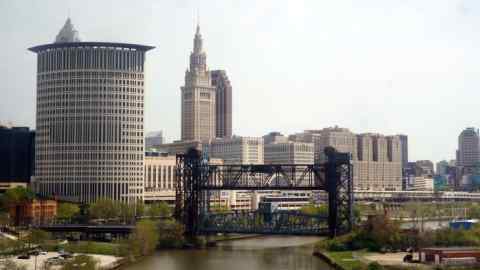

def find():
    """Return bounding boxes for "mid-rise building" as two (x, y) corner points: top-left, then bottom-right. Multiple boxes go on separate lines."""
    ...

(263, 131), (288, 145)
(291, 127), (402, 191)
(0, 126), (35, 191)
(354, 134), (402, 191)
(146, 131), (164, 148)
(408, 176), (434, 191)
(416, 160), (435, 176)
(211, 70), (232, 139)
(181, 25), (216, 141)
(143, 152), (223, 205)
(29, 18), (153, 203)
(458, 127), (480, 168)
(436, 160), (449, 176)
(209, 136), (263, 164)
(264, 141), (314, 165)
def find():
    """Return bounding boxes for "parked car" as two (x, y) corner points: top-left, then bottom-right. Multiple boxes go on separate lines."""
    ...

(39, 251), (47, 255)
(17, 255), (30, 259)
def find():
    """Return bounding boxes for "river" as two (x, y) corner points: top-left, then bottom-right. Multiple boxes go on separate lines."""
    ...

(124, 236), (334, 270)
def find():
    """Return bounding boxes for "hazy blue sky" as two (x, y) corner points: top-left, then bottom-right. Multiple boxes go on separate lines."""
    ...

(1, 0), (479, 163)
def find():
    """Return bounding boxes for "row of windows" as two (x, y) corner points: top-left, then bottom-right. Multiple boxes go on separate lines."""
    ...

(38, 71), (144, 80)
(37, 47), (145, 72)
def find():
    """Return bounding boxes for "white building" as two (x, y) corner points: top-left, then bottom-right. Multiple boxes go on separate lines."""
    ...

(144, 152), (223, 205)
(408, 177), (434, 191)
(30, 18), (154, 203)
(209, 136), (264, 164)
(264, 141), (314, 164)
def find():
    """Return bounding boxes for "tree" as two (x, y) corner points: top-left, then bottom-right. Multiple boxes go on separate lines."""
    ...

(61, 255), (99, 270)
(129, 220), (160, 256)
(367, 262), (384, 270)
(300, 204), (328, 216)
(88, 198), (119, 221)
(146, 202), (172, 217)
(157, 219), (185, 248)
(0, 259), (27, 270)
(25, 229), (50, 248)
(57, 203), (80, 220)
(1, 186), (35, 208)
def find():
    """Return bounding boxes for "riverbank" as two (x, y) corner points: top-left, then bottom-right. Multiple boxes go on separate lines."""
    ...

(6, 252), (121, 270)
(313, 250), (367, 270)
(313, 249), (438, 270)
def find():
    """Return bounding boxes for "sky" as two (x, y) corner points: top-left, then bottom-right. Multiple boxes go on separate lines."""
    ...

(1, 0), (480, 163)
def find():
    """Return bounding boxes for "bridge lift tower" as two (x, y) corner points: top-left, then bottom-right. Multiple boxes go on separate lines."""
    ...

(175, 147), (353, 238)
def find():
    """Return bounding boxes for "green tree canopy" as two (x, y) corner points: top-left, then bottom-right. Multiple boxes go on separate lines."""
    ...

(88, 198), (120, 220)
(25, 229), (50, 248)
(129, 220), (160, 256)
(146, 202), (172, 217)
(57, 203), (80, 220)
(1, 186), (35, 208)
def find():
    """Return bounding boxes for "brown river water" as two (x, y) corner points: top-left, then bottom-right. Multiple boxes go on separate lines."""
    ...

(123, 236), (334, 270)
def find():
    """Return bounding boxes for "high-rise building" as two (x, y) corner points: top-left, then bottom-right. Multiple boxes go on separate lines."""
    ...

(398, 134), (408, 168)
(211, 70), (232, 139)
(29, 18), (154, 203)
(0, 126), (35, 191)
(181, 25), (216, 141)
(145, 131), (164, 148)
(209, 136), (263, 164)
(458, 127), (480, 168)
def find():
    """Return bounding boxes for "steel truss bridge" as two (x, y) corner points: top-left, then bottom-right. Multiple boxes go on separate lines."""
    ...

(174, 147), (354, 238)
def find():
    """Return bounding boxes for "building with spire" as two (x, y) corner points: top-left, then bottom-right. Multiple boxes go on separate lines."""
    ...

(181, 25), (216, 141)
(29, 18), (154, 203)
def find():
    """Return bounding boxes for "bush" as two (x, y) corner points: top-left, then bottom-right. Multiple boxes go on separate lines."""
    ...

(367, 262), (384, 270)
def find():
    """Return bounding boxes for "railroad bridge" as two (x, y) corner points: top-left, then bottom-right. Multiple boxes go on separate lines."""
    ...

(174, 147), (354, 238)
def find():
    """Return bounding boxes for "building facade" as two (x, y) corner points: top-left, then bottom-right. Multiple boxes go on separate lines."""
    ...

(29, 19), (153, 203)
(9, 199), (57, 226)
(181, 25), (216, 141)
(209, 136), (264, 164)
(144, 152), (223, 205)
(291, 127), (402, 191)
(458, 127), (480, 168)
(0, 126), (35, 190)
(264, 142), (314, 165)
(145, 131), (164, 148)
(143, 153), (176, 205)
(398, 134), (408, 168)
(211, 70), (232, 139)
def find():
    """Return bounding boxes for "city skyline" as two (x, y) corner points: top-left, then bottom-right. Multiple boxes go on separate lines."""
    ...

(2, 0), (480, 163)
